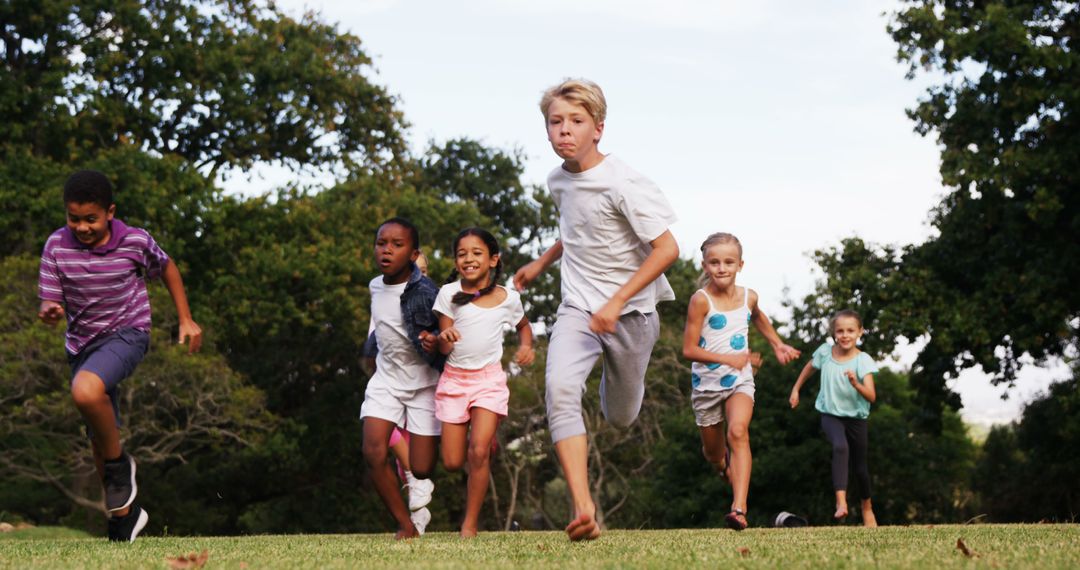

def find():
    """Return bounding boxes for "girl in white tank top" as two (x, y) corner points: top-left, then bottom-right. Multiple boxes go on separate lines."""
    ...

(681, 232), (802, 531)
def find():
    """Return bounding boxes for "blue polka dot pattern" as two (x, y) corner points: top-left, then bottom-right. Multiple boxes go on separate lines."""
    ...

(720, 374), (738, 388)
(706, 362), (721, 370)
(708, 314), (727, 330)
(691, 373), (701, 388)
(730, 334), (747, 350)
(698, 336), (706, 348)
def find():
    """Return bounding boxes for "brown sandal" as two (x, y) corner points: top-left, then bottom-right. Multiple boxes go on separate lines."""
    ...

(725, 509), (748, 531)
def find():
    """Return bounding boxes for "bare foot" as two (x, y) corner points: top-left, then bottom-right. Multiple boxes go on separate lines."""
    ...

(460, 527), (478, 538)
(862, 508), (878, 528)
(566, 512), (601, 541)
(834, 505), (848, 520)
(394, 526), (420, 540)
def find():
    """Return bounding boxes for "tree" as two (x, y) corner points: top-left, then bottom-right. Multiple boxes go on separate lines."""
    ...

(1, 0), (406, 175)
(974, 373), (1080, 522)
(792, 2), (1079, 418)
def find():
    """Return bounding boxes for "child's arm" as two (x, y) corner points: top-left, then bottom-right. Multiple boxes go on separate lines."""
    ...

(681, 291), (750, 370)
(592, 230), (679, 334)
(513, 240), (563, 291)
(789, 360), (817, 409)
(161, 259), (203, 354)
(747, 289), (800, 365)
(436, 313), (459, 356)
(846, 370), (877, 404)
(513, 317), (535, 366)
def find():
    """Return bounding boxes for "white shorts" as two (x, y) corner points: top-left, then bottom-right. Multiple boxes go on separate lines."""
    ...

(359, 376), (441, 436)
(690, 382), (755, 427)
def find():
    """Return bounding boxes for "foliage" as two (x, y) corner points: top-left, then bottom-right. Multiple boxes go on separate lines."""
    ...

(796, 1), (1080, 416)
(0, 0), (406, 174)
(974, 372), (1080, 522)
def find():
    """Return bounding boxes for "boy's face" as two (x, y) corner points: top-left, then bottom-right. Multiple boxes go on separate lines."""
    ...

(545, 97), (604, 164)
(66, 201), (115, 248)
(374, 223), (419, 284)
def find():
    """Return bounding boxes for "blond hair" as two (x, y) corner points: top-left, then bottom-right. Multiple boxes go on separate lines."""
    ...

(697, 232), (743, 288)
(539, 78), (607, 124)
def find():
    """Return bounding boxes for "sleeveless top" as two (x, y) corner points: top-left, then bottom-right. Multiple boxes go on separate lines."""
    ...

(690, 287), (754, 391)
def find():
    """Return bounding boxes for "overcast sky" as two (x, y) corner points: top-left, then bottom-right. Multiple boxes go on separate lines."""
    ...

(240, 0), (1068, 425)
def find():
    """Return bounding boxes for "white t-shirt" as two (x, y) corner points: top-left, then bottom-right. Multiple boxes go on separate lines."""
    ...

(433, 282), (526, 370)
(547, 154), (677, 314)
(368, 276), (439, 390)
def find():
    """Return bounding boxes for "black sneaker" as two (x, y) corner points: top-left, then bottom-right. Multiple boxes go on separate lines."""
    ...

(108, 504), (149, 542)
(103, 452), (137, 512)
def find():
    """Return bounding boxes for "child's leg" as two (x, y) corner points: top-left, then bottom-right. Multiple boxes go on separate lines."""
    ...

(724, 393), (754, 520)
(545, 304), (604, 540)
(362, 418), (416, 538)
(845, 419), (876, 527)
(598, 311), (659, 428)
(820, 414), (850, 518)
(461, 408), (499, 537)
(390, 428), (410, 475)
(698, 422), (729, 478)
(441, 422), (469, 471)
(72, 371), (134, 518)
(408, 434), (438, 480)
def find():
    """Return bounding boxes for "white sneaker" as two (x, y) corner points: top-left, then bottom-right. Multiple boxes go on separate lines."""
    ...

(410, 507), (431, 535)
(405, 472), (434, 511)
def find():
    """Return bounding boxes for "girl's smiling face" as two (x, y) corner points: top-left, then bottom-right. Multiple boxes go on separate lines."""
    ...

(455, 234), (498, 288)
(701, 242), (743, 289)
(832, 316), (863, 350)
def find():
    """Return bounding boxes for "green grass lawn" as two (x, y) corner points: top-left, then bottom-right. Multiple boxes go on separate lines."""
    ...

(2, 524), (1077, 569)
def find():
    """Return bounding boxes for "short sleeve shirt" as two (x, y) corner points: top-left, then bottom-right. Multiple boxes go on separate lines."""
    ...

(812, 343), (879, 419)
(38, 219), (170, 355)
(369, 276), (440, 389)
(547, 155), (677, 314)
(433, 282), (525, 369)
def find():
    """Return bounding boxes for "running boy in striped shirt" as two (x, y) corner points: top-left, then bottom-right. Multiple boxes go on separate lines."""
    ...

(37, 170), (203, 542)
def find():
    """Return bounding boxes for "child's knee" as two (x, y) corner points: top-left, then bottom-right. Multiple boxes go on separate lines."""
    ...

(70, 375), (106, 408)
(727, 423), (749, 444)
(702, 446), (726, 470)
(442, 451), (464, 472)
(605, 409), (639, 429)
(362, 440), (388, 467)
(467, 441), (491, 467)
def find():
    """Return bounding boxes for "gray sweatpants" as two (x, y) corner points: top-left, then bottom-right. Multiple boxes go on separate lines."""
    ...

(545, 303), (661, 443)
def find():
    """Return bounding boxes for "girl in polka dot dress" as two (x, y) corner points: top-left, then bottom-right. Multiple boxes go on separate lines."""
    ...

(681, 232), (801, 530)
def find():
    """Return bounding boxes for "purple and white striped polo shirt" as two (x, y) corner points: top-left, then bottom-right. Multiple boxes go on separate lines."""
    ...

(38, 219), (171, 355)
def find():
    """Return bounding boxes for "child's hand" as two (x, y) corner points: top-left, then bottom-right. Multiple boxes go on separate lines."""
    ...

(514, 345), (535, 366)
(845, 369), (858, 386)
(418, 330), (437, 353)
(513, 260), (543, 291)
(439, 327), (462, 345)
(789, 389), (800, 409)
(179, 318), (203, 354)
(726, 353), (751, 370)
(38, 301), (65, 326)
(589, 300), (623, 334)
(773, 343), (801, 365)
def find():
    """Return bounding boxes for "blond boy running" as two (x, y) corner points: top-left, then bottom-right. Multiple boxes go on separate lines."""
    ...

(514, 79), (679, 541)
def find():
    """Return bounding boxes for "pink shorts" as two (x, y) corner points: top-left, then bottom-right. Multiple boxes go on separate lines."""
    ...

(435, 362), (509, 424)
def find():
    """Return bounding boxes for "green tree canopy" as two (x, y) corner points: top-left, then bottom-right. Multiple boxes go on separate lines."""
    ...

(1, 0), (405, 174)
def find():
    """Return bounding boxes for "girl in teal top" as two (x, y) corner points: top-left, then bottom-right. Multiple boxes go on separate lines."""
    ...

(789, 309), (879, 527)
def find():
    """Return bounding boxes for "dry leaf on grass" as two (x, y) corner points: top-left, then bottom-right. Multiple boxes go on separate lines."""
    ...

(956, 538), (979, 558)
(736, 547), (751, 558)
(165, 549), (209, 569)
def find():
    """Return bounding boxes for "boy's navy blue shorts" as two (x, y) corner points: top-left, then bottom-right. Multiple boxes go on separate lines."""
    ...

(67, 327), (150, 433)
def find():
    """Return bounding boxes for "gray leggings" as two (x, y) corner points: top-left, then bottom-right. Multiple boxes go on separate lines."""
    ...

(820, 413), (871, 500)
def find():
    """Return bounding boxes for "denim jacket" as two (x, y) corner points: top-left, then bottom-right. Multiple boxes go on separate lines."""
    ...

(362, 263), (445, 371)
